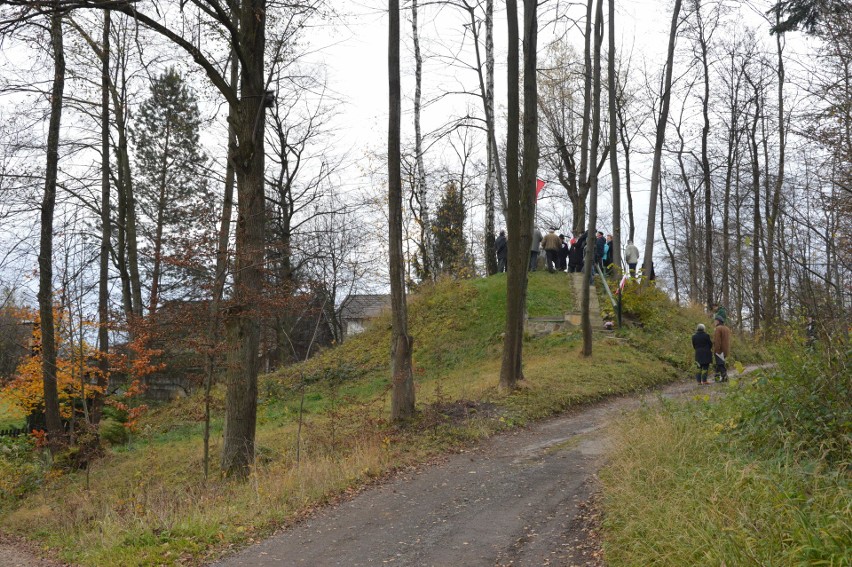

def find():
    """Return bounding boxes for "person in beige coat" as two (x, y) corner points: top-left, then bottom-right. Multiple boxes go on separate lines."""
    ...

(712, 318), (731, 382)
(541, 228), (562, 273)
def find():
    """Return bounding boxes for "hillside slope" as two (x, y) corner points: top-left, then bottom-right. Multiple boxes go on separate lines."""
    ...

(0, 273), (766, 566)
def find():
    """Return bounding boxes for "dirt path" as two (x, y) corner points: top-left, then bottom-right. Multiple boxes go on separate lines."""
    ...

(0, 532), (65, 567)
(213, 377), (713, 567)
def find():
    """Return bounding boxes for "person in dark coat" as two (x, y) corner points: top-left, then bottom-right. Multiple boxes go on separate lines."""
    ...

(692, 323), (713, 385)
(569, 232), (587, 273)
(495, 230), (507, 273)
(594, 231), (605, 275)
(558, 234), (569, 272)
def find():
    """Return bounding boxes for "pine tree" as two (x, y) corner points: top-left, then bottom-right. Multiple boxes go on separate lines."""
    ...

(132, 68), (209, 314)
(433, 182), (469, 276)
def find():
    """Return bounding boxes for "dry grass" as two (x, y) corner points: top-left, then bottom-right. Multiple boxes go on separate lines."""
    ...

(601, 403), (851, 566)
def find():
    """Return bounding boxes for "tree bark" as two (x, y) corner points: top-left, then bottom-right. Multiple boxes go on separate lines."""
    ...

(39, 5), (66, 454)
(148, 123), (171, 316)
(94, 9), (111, 427)
(500, 0), (524, 390)
(642, 0), (683, 276)
(607, 0), (621, 272)
(220, 0), (268, 477)
(411, 0), (435, 281)
(389, 0), (415, 420)
(205, 46), (237, 480)
(582, 0), (603, 356)
(747, 82), (762, 332)
(696, 2), (714, 309)
(577, 0), (594, 235)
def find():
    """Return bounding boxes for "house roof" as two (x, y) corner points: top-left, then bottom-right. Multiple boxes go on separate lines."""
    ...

(339, 294), (391, 321)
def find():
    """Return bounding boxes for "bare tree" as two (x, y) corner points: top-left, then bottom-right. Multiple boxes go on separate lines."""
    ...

(642, 0), (683, 278)
(38, 2), (67, 453)
(606, 0), (621, 271)
(389, 0), (414, 419)
(581, 0), (603, 356)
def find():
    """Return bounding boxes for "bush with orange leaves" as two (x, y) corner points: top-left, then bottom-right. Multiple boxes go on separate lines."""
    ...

(1, 306), (165, 432)
(2, 307), (106, 419)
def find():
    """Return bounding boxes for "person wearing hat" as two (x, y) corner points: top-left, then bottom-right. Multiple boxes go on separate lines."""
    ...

(541, 227), (562, 273)
(692, 323), (713, 385)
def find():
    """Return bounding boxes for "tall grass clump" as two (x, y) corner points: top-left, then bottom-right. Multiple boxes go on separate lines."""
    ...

(601, 346), (851, 566)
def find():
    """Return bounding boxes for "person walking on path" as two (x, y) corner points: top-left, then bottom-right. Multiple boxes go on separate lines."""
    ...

(625, 240), (640, 277)
(692, 323), (713, 385)
(529, 227), (543, 272)
(712, 318), (731, 382)
(495, 230), (507, 273)
(542, 228), (562, 273)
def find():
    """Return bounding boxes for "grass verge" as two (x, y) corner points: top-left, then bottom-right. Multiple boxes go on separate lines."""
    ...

(600, 350), (851, 566)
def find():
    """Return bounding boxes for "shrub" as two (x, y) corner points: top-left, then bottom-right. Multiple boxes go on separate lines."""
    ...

(100, 418), (131, 446)
(0, 435), (44, 502)
(721, 348), (851, 468)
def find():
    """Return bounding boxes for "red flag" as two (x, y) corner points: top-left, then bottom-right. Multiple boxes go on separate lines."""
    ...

(535, 178), (546, 200)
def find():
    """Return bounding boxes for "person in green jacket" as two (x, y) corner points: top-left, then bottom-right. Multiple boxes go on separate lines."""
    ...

(713, 303), (728, 325)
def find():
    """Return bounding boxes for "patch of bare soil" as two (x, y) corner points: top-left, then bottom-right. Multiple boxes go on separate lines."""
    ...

(0, 532), (66, 567)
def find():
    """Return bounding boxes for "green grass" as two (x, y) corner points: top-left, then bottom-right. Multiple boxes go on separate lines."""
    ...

(601, 351), (851, 566)
(0, 396), (25, 429)
(0, 274), (769, 566)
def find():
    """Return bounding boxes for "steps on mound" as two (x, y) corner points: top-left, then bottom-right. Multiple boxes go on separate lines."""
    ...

(524, 272), (607, 336)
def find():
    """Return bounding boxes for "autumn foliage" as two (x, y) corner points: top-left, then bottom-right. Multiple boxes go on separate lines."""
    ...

(1, 306), (161, 429)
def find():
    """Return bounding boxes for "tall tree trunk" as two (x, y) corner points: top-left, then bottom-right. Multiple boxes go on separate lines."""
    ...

(500, 0), (523, 390)
(697, 2), (714, 309)
(607, 0), (621, 272)
(484, 19), (497, 279)
(722, 49), (739, 313)
(577, 0), (594, 235)
(389, 0), (415, 420)
(220, 0), (268, 477)
(642, 0), (682, 276)
(764, 23), (786, 328)
(205, 50), (237, 480)
(39, 6), (66, 454)
(94, 9), (111, 427)
(112, 60), (142, 320)
(148, 126), (171, 316)
(747, 96), (762, 332)
(660, 180), (680, 303)
(516, 0), (538, 375)
(471, 0), (508, 235)
(615, 84), (635, 241)
(582, 0), (603, 356)
(411, 0), (435, 281)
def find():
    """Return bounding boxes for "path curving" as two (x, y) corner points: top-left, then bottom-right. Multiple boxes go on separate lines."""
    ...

(212, 376), (728, 567)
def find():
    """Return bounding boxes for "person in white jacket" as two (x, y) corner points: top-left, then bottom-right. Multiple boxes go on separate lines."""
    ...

(625, 240), (640, 277)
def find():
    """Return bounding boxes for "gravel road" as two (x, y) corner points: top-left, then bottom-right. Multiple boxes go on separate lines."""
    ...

(213, 378), (704, 567)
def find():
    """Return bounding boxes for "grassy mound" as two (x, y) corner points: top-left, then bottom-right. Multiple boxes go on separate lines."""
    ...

(0, 274), (760, 566)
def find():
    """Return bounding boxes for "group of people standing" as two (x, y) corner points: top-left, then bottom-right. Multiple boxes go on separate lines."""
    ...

(494, 227), (642, 277)
(691, 305), (732, 385)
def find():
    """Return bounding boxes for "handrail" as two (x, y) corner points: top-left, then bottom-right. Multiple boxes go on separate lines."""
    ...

(596, 264), (617, 309)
